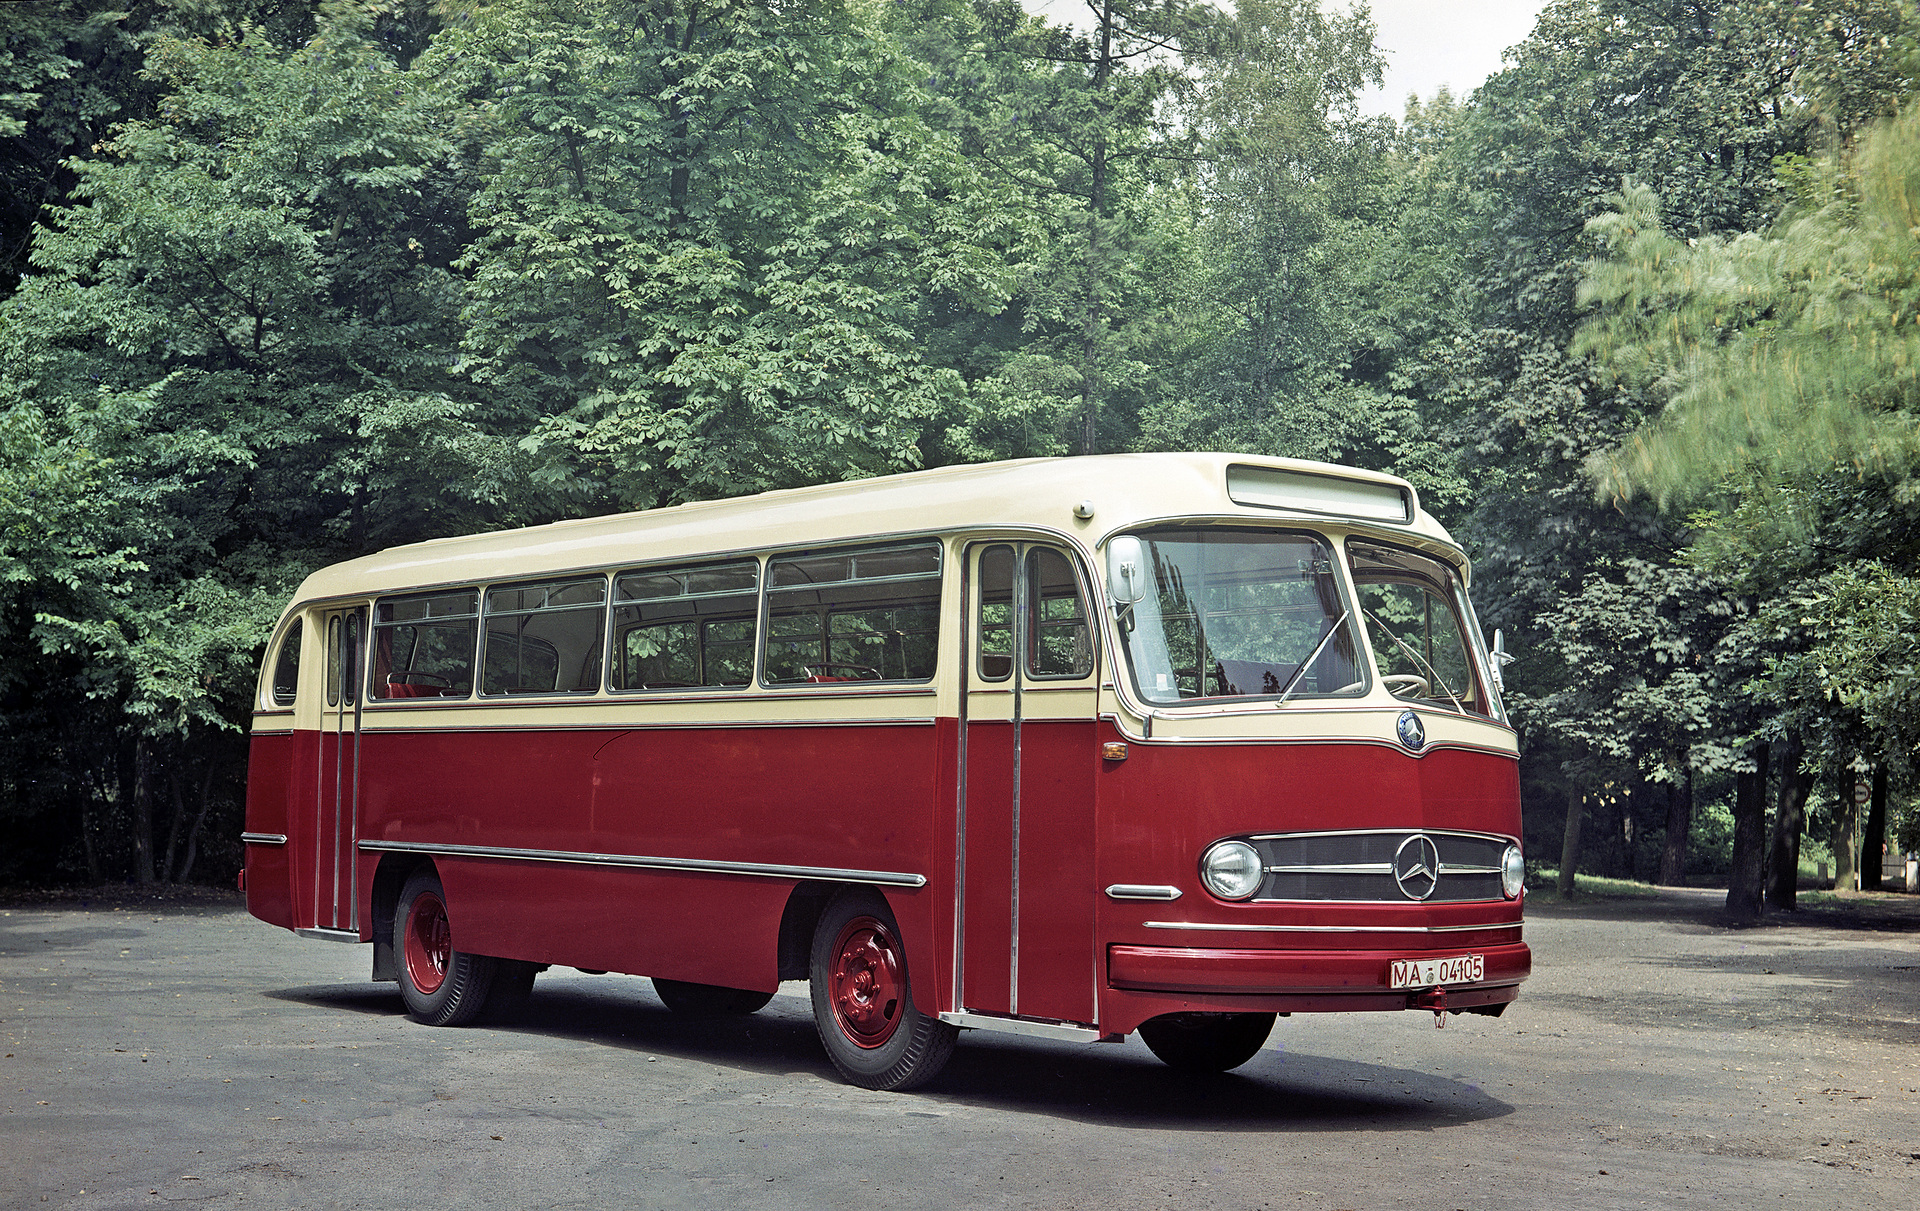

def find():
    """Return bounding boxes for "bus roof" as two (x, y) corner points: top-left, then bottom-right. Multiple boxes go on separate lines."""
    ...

(289, 453), (1461, 604)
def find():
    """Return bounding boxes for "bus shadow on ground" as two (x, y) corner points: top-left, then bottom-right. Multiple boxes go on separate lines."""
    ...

(264, 977), (1514, 1132)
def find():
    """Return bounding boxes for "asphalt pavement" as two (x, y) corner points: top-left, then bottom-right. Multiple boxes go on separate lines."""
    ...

(3, 885), (1916, 1210)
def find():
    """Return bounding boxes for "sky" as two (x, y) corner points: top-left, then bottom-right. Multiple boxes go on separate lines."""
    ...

(1024, 1), (1552, 120)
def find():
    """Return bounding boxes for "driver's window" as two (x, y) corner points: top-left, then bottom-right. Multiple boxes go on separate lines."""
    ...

(1347, 543), (1484, 713)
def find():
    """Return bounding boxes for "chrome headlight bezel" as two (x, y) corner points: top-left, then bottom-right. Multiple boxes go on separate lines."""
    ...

(1501, 844), (1525, 899)
(1199, 840), (1263, 901)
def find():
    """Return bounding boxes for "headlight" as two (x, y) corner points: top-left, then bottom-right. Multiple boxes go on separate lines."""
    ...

(1501, 844), (1525, 898)
(1200, 840), (1263, 900)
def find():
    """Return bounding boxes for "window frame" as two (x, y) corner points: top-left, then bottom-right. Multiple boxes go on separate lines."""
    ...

(759, 539), (945, 689)
(607, 557), (763, 695)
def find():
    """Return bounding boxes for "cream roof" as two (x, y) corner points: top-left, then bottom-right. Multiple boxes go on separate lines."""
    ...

(287, 453), (1460, 607)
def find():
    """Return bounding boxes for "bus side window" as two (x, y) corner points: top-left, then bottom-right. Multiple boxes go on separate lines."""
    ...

(271, 618), (303, 706)
(977, 545), (1015, 681)
(372, 591), (479, 699)
(482, 578), (606, 696)
(1027, 548), (1093, 678)
(765, 542), (942, 683)
(611, 561), (758, 690)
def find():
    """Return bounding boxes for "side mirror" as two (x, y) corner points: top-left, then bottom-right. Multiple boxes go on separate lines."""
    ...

(1489, 628), (1516, 690)
(1107, 536), (1148, 605)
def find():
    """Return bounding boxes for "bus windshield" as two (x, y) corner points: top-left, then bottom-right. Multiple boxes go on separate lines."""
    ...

(1113, 527), (1363, 704)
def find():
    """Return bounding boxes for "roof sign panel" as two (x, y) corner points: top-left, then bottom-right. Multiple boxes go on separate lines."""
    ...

(1226, 464), (1412, 524)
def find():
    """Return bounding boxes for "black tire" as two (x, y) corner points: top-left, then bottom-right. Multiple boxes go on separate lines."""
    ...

(483, 960), (541, 1024)
(652, 978), (776, 1016)
(394, 869), (499, 1027)
(808, 889), (957, 1091)
(1137, 1012), (1275, 1072)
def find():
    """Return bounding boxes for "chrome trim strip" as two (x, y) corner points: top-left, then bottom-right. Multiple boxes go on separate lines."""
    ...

(294, 927), (361, 943)
(1142, 920), (1522, 934)
(1249, 827), (1516, 844)
(357, 840), (927, 888)
(241, 832), (289, 846)
(358, 717), (939, 734)
(1263, 862), (1503, 876)
(940, 1011), (1107, 1043)
(1105, 884), (1184, 901)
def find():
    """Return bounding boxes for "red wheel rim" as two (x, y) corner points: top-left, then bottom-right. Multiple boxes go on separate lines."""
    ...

(404, 891), (451, 996)
(828, 915), (905, 1049)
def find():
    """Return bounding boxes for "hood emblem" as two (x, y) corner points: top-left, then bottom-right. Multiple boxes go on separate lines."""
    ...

(1393, 833), (1442, 901)
(1395, 709), (1426, 752)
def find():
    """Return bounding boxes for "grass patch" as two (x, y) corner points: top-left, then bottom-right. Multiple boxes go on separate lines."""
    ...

(1526, 869), (1665, 903)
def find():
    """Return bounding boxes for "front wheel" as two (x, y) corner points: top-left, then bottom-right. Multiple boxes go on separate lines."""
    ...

(809, 890), (957, 1091)
(1138, 1012), (1275, 1072)
(652, 978), (775, 1016)
(395, 869), (499, 1027)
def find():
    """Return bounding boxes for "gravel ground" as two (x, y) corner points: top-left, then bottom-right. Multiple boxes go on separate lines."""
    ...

(2, 884), (1916, 1210)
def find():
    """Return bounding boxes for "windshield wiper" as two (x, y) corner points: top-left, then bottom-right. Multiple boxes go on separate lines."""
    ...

(1275, 609), (1351, 707)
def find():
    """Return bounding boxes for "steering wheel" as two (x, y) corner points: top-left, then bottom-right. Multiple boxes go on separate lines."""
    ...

(1381, 673), (1431, 698)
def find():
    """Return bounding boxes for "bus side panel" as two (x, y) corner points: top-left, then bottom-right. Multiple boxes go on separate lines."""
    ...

(439, 860), (790, 989)
(356, 720), (944, 1000)
(243, 728), (311, 930)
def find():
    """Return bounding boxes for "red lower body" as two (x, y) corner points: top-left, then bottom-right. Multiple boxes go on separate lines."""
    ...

(244, 717), (1530, 1037)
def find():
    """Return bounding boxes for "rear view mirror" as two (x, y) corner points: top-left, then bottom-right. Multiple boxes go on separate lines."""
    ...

(1489, 628), (1515, 691)
(1107, 536), (1148, 605)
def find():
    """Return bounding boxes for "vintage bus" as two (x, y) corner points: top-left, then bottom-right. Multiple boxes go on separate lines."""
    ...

(241, 453), (1530, 1090)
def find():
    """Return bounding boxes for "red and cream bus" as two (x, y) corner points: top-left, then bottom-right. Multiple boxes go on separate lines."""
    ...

(241, 453), (1529, 1090)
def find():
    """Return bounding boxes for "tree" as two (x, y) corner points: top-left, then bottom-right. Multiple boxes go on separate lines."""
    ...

(0, 5), (517, 882)
(439, 0), (1020, 509)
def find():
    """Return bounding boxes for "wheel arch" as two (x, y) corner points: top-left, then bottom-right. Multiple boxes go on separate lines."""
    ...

(370, 853), (435, 982)
(776, 881), (838, 982)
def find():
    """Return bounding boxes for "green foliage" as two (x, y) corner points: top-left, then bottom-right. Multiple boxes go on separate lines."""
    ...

(1580, 112), (1920, 509)
(440, 0), (1019, 507)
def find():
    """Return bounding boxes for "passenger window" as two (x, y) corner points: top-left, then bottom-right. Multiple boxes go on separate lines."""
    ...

(482, 578), (607, 696)
(977, 546), (1015, 681)
(372, 591), (478, 699)
(611, 561), (759, 690)
(765, 542), (942, 683)
(271, 618), (303, 706)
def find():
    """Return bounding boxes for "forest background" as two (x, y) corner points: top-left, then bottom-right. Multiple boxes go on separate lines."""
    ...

(5, 0), (1920, 919)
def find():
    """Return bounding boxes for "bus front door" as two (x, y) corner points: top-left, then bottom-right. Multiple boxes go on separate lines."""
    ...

(304, 607), (364, 935)
(959, 543), (1099, 1026)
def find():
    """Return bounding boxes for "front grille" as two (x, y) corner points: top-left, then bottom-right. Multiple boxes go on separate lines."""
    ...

(1245, 829), (1511, 903)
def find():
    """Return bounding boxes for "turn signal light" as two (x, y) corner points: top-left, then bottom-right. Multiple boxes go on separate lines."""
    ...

(1100, 742), (1128, 761)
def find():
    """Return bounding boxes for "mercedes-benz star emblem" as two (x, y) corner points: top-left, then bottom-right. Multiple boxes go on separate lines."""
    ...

(1393, 832), (1442, 901)
(1395, 709), (1426, 752)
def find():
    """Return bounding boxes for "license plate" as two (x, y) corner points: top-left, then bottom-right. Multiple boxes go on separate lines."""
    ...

(1389, 954), (1484, 989)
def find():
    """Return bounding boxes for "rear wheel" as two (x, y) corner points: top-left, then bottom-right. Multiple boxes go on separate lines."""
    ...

(809, 890), (956, 1091)
(652, 978), (775, 1016)
(1137, 1012), (1275, 1072)
(395, 869), (499, 1027)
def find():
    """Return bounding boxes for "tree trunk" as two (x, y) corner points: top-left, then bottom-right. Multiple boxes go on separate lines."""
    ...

(131, 738), (156, 885)
(1726, 741), (1768, 923)
(1658, 759), (1692, 886)
(1861, 764), (1888, 892)
(161, 753), (189, 882)
(1557, 782), (1584, 896)
(1766, 735), (1813, 911)
(171, 760), (219, 884)
(1831, 767), (1858, 893)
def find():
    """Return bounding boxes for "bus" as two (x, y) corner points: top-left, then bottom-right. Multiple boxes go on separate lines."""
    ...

(241, 453), (1530, 1090)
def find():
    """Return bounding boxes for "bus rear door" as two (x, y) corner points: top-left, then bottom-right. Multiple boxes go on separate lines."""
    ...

(302, 606), (364, 936)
